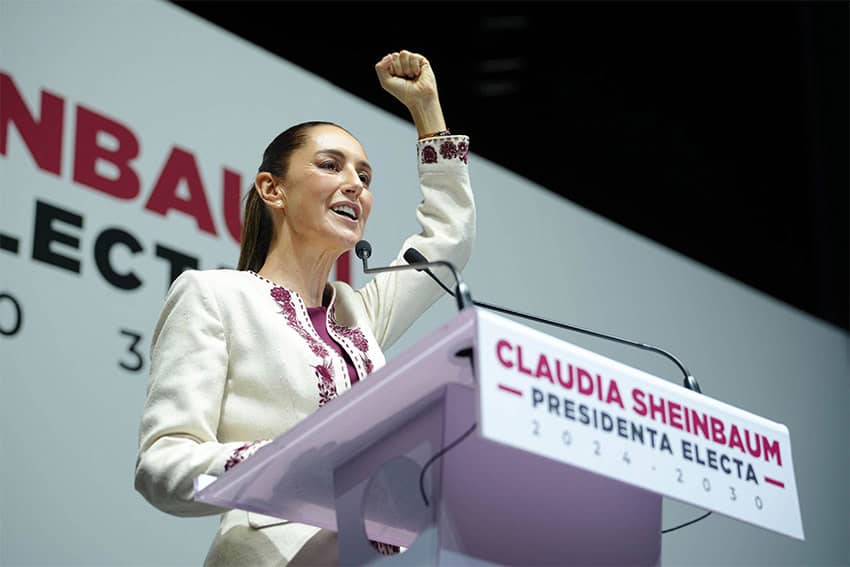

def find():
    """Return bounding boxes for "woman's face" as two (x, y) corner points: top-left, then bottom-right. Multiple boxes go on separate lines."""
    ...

(280, 125), (373, 252)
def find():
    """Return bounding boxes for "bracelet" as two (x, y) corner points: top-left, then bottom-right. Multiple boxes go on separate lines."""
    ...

(418, 129), (451, 140)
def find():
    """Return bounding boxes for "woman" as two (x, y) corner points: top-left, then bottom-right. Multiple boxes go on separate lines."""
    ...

(135, 50), (475, 565)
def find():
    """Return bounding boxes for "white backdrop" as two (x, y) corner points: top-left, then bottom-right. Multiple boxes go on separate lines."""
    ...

(1, 1), (847, 565)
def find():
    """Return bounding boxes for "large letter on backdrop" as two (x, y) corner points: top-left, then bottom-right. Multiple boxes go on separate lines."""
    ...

(73, 105), (141, 200)
(145, 146), (216, 236)
(0, 72), (65, 176)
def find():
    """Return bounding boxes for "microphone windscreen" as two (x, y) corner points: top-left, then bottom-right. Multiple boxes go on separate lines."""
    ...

(355, 240), (372, 260)
(403, 247), (428, 266)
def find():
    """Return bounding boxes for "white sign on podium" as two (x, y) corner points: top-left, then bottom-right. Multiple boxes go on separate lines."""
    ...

(475, 309), (804, 540)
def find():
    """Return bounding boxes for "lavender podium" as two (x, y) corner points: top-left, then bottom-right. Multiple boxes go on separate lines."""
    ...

(194, 308), (803, 565)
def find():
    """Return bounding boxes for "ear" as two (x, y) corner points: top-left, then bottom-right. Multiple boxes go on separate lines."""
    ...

(255, 172), (285, 208)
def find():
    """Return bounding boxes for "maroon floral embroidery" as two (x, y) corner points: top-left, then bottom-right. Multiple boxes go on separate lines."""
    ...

(419, 137), (469, 165)
(361, 353), (374, 375)
(270, 285), (328, 358)
(329, 307), (374, 377)
(331, 321), (369, 353)
(225, 440), (271, 471)
(314, 359), (338, 406)
(265, 282), (339, 404)
(421, 145), (438, 164)
(457, 140), (469, 164)
(439, 141), (458, 160)
(270, 286), (288, 302)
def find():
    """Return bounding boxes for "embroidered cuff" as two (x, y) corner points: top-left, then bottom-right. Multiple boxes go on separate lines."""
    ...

(224, 440), (272, 471)
(417, 135), (469, 166)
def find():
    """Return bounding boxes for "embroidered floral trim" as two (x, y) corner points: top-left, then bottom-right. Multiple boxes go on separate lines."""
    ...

(253, 272), (340, 406)
(314, 358), (337, 406)
(439, 140), (458, 160)
(418, 136), (469, 165)
(457, 140), (469, 164)
(421, 145), (438, 164)
(225, 440), (271, 471)
(361, 353), (374, 375)
(329, 306), (374, 377)
(329, 317), (369, 352)
(270, 286), (329, 359)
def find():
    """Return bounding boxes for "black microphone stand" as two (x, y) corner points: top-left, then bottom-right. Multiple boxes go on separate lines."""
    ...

(354, 241), (474, 311)
(403, 247), (703, 394)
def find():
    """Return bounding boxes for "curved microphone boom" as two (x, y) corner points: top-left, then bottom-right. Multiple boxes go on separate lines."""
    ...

(403, 247), (703, 394)
(354, 240), (474, 311)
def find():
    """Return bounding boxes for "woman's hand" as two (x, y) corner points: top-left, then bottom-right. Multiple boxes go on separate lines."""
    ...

(375, 50), (446, 136)
(375, 50), (437, 108)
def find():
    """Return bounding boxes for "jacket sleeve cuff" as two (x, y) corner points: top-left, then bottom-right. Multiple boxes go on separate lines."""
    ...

(223, 439), (272, 472)
(417, 135), (469, 168)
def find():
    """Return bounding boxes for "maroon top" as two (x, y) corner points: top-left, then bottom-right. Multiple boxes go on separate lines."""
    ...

(306, 305), (359, 385)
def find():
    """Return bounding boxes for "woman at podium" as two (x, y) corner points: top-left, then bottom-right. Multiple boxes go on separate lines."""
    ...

(134, 50), (475, 565)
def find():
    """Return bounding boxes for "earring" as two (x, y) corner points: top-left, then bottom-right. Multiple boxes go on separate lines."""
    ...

(275, 199), (284, 207)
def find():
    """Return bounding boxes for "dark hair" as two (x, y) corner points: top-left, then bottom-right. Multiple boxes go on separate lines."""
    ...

(237, 121), (348, 272)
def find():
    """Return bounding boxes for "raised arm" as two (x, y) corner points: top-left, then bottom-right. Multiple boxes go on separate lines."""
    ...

(355, 51), (476, 349)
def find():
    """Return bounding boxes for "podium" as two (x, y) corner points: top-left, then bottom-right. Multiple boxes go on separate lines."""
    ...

(195, 308), (802, 565)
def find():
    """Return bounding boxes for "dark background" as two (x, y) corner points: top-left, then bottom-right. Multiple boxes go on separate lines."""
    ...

(174, 1), (848, 331)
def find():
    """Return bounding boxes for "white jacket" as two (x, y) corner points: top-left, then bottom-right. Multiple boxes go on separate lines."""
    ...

(135, 135), (475, 565)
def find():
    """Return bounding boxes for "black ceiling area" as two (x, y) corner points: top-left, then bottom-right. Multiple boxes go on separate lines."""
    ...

(173, 1), (848, 331)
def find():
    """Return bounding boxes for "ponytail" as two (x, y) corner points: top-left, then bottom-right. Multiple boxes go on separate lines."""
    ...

(236, 187), (273, 272)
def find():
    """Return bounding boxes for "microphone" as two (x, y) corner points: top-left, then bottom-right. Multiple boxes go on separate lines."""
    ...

(403, 247), (703, 394)
(354, 240), (474, 311)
